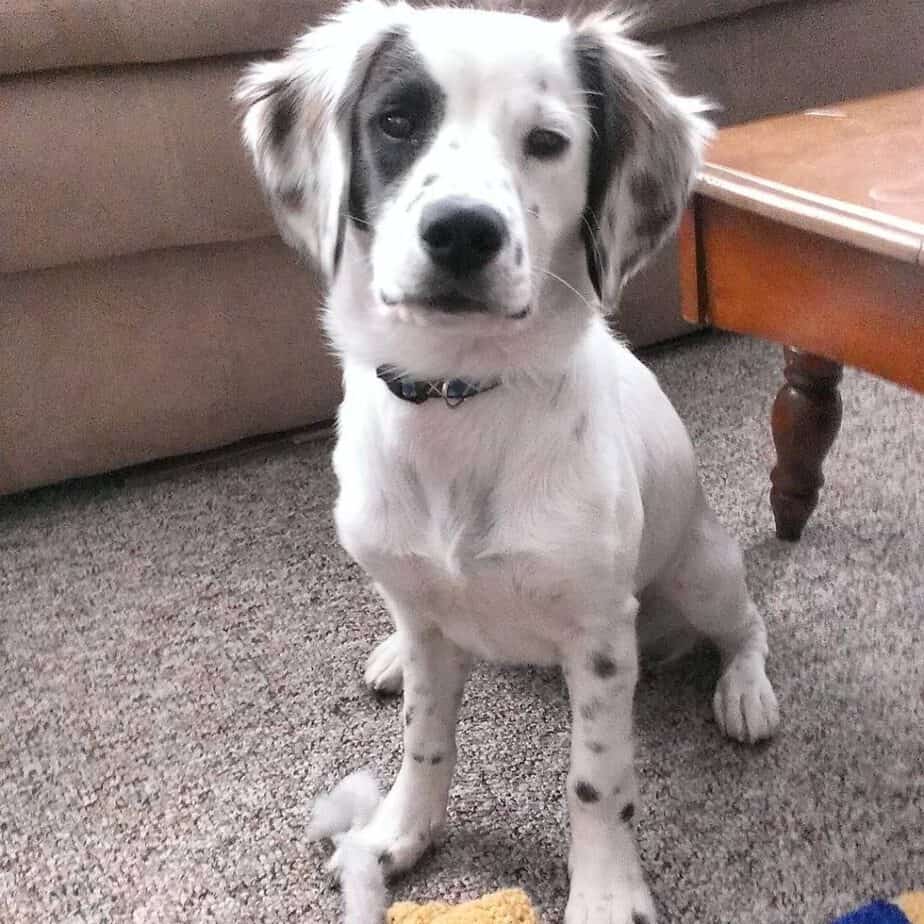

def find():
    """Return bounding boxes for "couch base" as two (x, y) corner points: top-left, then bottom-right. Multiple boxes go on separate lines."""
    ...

(0, 237), (338, 496)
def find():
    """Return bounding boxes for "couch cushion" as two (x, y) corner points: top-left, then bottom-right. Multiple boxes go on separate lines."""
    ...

(0, 58), (274, 275)
(0, 0), (337, 77)
(2, 0), (797, 77)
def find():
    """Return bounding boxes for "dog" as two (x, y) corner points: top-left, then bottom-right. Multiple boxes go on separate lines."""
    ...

(237, 3), (780, 920)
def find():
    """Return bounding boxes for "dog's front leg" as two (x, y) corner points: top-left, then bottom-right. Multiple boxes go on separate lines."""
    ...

(563, 598), (657, 924)
(352, 620), (470, 876)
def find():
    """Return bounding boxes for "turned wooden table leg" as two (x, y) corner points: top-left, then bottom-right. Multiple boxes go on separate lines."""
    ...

(770, 347), (843, 541)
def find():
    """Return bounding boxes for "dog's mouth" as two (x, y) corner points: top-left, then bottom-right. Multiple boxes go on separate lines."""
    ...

(379, 290), (530, 321)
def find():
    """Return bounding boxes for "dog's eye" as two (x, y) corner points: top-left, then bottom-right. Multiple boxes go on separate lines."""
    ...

(524, 128), (570, 160)
(379, 110), (415, 141)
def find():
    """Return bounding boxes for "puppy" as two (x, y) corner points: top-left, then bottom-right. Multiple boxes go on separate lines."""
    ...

(237, 3), (780, 920)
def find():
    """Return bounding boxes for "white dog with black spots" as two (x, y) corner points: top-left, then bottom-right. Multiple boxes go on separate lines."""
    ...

(238, 3), (780, 920)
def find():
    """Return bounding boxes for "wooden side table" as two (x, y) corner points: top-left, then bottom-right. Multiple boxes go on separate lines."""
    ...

(680, 88), (924, 540)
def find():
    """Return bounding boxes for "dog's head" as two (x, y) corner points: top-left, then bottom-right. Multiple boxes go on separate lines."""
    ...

(237, 1), (711, 377)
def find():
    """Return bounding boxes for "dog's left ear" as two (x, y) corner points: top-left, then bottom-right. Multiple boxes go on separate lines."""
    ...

(571, 13), (714, 312)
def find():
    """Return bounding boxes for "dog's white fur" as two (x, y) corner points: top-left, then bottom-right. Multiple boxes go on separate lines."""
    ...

(238, 4), (779, 920)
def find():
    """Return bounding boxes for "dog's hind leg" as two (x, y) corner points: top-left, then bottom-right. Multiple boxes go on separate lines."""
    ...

(654, 490), (780, 743)
(365, 631), (404, 695)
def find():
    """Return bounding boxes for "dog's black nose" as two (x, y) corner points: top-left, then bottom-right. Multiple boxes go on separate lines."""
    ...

(419, 197), (508, 276)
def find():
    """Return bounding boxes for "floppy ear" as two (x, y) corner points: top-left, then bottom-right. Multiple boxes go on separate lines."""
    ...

(571, 13), (714, 312)
(235, 0), (406, 280)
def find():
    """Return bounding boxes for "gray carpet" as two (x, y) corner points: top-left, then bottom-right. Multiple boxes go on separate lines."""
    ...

(2, 332), (921, 924)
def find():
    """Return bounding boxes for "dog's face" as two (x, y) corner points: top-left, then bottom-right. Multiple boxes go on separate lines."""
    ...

(237, 1), (711, 377)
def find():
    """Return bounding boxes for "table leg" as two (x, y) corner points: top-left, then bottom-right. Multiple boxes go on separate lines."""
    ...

(770, 347), (843, 541)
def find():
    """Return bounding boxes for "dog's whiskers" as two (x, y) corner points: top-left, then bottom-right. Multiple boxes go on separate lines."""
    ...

(539, 268), (595, 311)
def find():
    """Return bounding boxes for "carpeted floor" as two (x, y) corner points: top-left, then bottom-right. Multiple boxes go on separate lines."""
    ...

(2, 331), (921, 924)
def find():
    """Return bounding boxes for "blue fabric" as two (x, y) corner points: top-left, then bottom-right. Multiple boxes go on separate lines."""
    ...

(833, 901), (909, 924)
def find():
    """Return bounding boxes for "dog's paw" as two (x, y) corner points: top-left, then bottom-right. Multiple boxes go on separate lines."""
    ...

(332, 806), (441, 878)
(364, 632), (404, 695)
(713, 652), (780, 743)
(565, 879), (656, 924)
(566, 840), (656, 924)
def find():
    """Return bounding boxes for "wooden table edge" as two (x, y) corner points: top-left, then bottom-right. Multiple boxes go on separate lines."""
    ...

(697, 166), (924, 266)
(679, 196), (924, 394)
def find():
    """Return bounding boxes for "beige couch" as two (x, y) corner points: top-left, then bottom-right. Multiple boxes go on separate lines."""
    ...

(2, 0), (922, 496)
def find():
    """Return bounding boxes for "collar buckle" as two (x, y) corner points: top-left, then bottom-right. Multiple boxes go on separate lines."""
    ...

(441, 380), (466, 409)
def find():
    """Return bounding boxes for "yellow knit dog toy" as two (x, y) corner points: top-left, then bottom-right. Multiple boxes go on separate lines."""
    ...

(388, 888), (538, 924)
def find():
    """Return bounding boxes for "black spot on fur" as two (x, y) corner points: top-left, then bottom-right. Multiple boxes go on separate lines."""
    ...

(430, 753), (444, 765)
(636, 208), (673, 241)
(587, 741), (607, 754)
(591, 651), (617, 678)
(631, 172), (672, 240)
(422, 173), (437, 186)
(632, 914), (650, 924)
(378, 850), (392, 866)
(575, 781), (600, 803)
(572, 35), (635, 299)
(412, 753), (425, 763)
(404, 706), (415, 726)
(514, 242), (524, 266)
(621, 802), (636, 822)
(529, 203), (540, 217)
(268, 81), (299, 150)
(630, 172), (661, 210)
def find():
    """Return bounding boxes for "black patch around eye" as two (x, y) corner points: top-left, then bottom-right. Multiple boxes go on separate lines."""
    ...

(347, 31), (445, 229)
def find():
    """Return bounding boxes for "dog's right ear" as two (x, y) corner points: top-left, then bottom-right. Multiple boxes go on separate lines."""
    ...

(235, 0), (406, 280)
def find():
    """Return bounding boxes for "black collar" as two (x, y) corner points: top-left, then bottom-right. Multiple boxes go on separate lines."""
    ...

(376, 365), (501, 407)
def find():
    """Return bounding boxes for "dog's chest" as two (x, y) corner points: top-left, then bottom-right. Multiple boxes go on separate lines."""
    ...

(334, 427), (619, 665)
